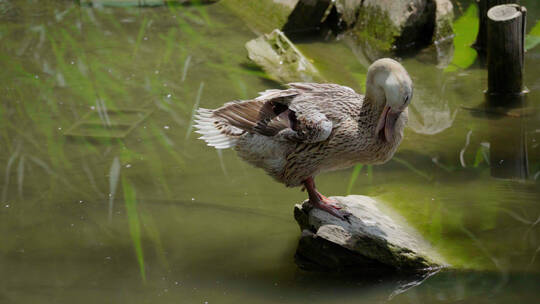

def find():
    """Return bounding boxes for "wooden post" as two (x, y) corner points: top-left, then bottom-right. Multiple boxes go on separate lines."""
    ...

(485, 4), (529, 179)
(474, 0), (519, 55)
(486, 4), (526, 98)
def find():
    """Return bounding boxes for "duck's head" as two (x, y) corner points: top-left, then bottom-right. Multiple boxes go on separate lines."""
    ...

(366, 58), (413, 143)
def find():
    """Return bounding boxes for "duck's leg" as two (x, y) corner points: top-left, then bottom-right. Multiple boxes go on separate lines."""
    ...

(303, 177), (351, 222)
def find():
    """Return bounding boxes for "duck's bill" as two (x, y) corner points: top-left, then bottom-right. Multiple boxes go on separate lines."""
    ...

(375, 106), (401, 142)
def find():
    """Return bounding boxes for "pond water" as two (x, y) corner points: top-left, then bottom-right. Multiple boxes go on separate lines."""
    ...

(1, 0), (540, 303)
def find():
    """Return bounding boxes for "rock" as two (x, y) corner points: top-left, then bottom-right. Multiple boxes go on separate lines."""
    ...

(281, 0), (363, 38)
(0, 0), (18, 21)
(433, 0), (454, 42)
(352, 0), (453, 52)
(334, 0), (363, 28)
(294, 195), (446, 274)
(282, 0), (334, 38)
(245, 29), (323, 83)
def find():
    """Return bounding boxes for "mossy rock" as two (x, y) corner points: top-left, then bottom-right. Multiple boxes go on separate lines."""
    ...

(245, 29), (322, 83)
(351, 5), (399, 56)
(351, 0), (453, 54)
(294, 195), (447, 274)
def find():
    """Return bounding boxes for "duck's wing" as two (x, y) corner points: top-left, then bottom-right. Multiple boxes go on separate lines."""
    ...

(206, 84), (344, 144)
(208, 86), (298, 136)
(286, 82), (356, 94)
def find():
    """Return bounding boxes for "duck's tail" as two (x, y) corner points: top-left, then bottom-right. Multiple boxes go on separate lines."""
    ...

(194, 108), (244, 149)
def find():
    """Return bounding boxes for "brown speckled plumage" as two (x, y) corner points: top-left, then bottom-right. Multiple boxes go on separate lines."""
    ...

(195, 58), (412, 190)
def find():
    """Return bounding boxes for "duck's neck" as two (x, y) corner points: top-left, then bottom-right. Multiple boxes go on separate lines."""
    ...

(364, 78), (386, 115)
(363, 74), (407, 146)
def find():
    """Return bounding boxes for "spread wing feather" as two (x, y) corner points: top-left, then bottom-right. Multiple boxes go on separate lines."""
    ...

(195, 83), (352, 148)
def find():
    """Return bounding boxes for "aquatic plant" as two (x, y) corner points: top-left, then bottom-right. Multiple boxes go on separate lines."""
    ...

(445, 4), (479, 72)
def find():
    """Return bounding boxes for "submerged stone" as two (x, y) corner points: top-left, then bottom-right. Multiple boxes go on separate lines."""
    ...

(294, 195), (446, 274)
(245, 29), (322, 83)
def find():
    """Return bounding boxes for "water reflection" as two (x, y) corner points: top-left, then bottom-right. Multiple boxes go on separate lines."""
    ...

(1, 0), (540, 303)
(407, 73), (458, 136)
(487, 108), (530, 180)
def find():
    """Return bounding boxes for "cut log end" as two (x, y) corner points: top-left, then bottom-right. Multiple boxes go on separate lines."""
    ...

(487, 4), (524, 22)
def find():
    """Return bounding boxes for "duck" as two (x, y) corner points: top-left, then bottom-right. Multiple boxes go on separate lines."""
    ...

(194, 58), (413, 221)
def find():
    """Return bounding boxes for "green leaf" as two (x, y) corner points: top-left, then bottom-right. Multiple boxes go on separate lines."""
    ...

(445, 4), (479, 72)
(473, 146), (484, 168)
(525, 20), (540, 51)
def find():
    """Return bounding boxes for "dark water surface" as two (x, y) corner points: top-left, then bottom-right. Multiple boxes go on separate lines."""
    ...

(1, 0), (540, 303)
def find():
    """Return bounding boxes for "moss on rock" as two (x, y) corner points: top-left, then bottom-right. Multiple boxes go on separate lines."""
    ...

(245, 29), (322, 83)
(352, 5), (399, 53)
(350, 0), (453, 54)
(294, 195), (447, 273)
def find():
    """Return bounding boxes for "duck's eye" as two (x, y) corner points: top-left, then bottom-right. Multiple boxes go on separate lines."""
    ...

(404, 95), (409, 104)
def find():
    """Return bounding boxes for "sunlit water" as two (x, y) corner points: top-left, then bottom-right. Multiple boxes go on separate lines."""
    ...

(1, 0), (539, 303)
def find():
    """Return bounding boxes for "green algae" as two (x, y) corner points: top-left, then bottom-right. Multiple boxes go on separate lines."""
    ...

(352, 5), (398, 53)
(245, 29), (322, 83)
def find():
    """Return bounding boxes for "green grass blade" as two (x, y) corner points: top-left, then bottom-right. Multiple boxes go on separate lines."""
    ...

(367, 165), (373, 184)
(109, 157), (121, 222)
(393, 157), (432, 181)
(140, 213), (169, 269)
(185, 81), (204, 141)
(133, 16), (149, 58)
(346, 164), (363, 195)
(123, 177), (146, 283)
